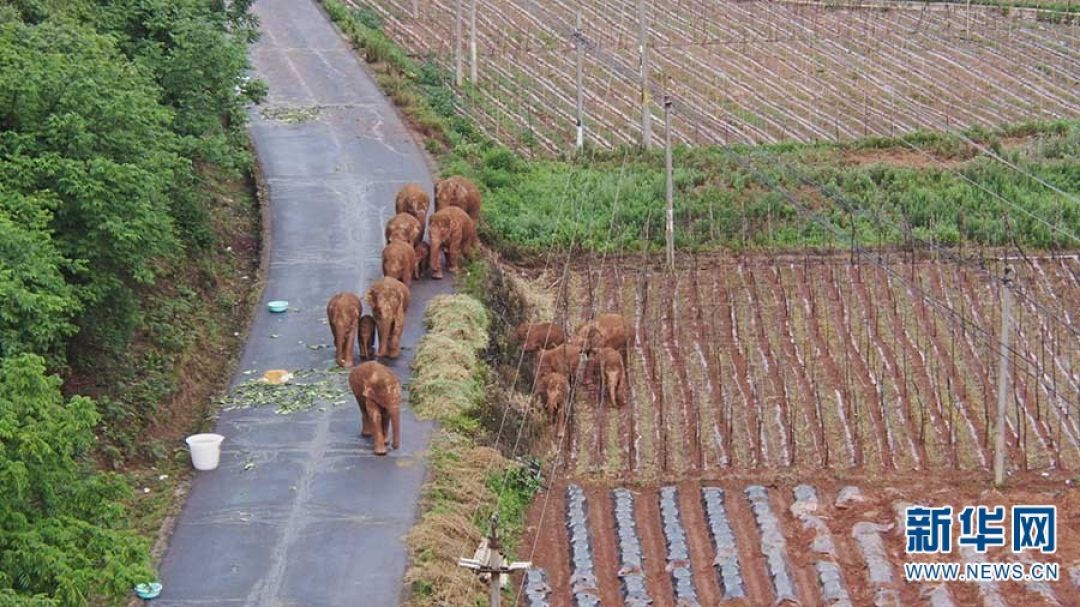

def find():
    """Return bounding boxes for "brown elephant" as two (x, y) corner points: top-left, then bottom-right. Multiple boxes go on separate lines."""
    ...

(574, 313), (635, 364)
(385, 212), (422, 246)
(534, 372), (570, 429)
(534, 343), (582, 382)
(326, 292), (362, 367)
(366, 277), (410, 359)
(434, 175), (481, 221)
(428, 206), (478, 279)
(588, 346), (628, 407)
(413, 241), (430, 280)
(349, 361), (402, 455)
(359, 314), (376, 361)
(382, 241), (416, 289)
(395, 184), (429, 240)
(514, 322), (566, 353)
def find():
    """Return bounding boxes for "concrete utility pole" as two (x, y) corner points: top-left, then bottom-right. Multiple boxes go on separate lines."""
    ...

(575, 11), (584, 150)
(469, 0), (478, 83)
(454, 0), (464, 86)
(637, 0), (652, 148)
(664, 91), (674, 269)
(993, 266), (1014, 488)
(457, 514), (531, 607)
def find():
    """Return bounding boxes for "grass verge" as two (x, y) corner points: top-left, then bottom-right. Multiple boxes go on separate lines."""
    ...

(405, 294), (542, 606)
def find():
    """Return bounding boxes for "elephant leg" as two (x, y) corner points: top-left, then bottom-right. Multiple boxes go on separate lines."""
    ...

(606, 372), (619, 407)
(358, 396), (373, 437)
(380, 405), (391, 447)
(400, 268), (412, 290)
(344, 326), (356, 367)
(369, 406), (386, 455)
(376, 317), (391, 358)
(430, 239), (444, 279)
(332, 325), (344, 367)
(389, 318), (403, 358)
(447, 236), (462, 272)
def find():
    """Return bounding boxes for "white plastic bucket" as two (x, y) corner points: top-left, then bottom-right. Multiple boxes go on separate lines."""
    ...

(185, 433), (225, 471)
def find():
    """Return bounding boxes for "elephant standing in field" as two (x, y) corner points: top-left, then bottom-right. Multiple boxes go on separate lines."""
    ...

(534, 372), (570, 430)
(413, 241), (430, 280)
(366, 277), (410, 359)
(574, 313), (635, 365)
(359, 314), (376, 361)
(349, 361), (402, 455)
(434, 175), (481, 222)
(385, 212), (423, 246)
(395, 184), (430, 240)
(428, 206), (478, 279)
(382, 241), (416, 289)
(535, 343), (582, 383)
(326, 292), (362, 368)
(588, 346), (628, 407)
(514, 322), (566, 353)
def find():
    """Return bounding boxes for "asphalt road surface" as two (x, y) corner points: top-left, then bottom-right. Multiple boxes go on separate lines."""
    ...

(155, 1), (451, 605)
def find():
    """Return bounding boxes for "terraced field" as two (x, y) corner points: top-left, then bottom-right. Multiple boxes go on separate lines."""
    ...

(522, 480), (1080, 606)
(357, 0), (1080, 152)
(523, 254), (1080, 481)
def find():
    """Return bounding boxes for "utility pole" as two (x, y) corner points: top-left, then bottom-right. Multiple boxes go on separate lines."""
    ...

(664, 90), (674, 270)
(469, 0), (478, 83)
(454, 0), (464, 87)
(458, 514), (532, 607)
(412, 0), (418, 19)
(993, 266), (1013, 488)
(637, 0), (652, 148)
(575, 11), (584, 150)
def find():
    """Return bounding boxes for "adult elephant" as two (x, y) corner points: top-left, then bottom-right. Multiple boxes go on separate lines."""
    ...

(349, 361), (402, 455)
(434, 175), (481, 222)
(428, 206), (477, 280)
(385, 212), (422, 246)
(514, 322), (566, 353)
(395, 184), (430, 239)
(366, 277), (410, 359)
(326, 292), (362, 367)
(382, 241), (416, 289)
(534, 343), (582, 382)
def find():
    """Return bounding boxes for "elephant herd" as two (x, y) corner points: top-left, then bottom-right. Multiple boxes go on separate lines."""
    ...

(325, 176), (481, 455)
(514, 313), (634, 432)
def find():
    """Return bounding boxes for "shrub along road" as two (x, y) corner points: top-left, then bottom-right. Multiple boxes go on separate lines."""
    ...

(154, 0), (450, 605)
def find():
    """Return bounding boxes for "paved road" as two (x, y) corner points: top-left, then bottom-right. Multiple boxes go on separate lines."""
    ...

(156, 1), (450, 605)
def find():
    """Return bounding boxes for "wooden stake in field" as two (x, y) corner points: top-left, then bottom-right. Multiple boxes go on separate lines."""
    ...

(994, 266), (1014, 487)
(664, 91), (674, 270)
(468, 0), (478, 83)
(637, 0), (652, 148)
(575, 11), (584, 150)
(454, 0), (464, 86)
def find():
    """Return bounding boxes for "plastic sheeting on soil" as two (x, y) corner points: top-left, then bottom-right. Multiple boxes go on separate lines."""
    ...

(745, 485), (798, 604)
(566, 485), (601, 606)
(658, 486), (701, 606)
(792, 485), (852, 607)
(523, 568), (552, 607)
(611, 488), (653, 606)
(701, 487), (746, 601)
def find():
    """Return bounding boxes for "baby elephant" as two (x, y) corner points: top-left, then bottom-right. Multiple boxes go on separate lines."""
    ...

(359, 314), (376, 361)
(514, 322), (565, 353)
(382, 241), (416, 289)
(385, 212), (423, 246)
(534, 372), (570, 430)
(327, 292), (362, 367)
(413, 241), (430, 280)
(367, 277), (410, 359)
(349, 361), (401, 455)
(590, 346), (628, 407)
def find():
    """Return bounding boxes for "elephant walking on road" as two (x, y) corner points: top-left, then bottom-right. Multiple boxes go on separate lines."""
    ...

(382, 241), (416, 289)
(434, 175), (481, 221)
(428, 206), (477, 279)
(349, 361), (402, 455)
(366, 277), (409, 359)
(327, 292), (362, 368)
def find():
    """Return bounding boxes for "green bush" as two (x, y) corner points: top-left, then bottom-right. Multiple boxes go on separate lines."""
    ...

(0, 355), (152, 606)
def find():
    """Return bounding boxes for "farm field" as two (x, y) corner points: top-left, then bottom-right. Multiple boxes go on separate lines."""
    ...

(355, 0), (1080, 153)
(516, 254), (1080, 481)
(505, 253), (1080, 605)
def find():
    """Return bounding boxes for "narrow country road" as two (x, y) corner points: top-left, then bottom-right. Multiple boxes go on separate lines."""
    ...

(155, 1), (450, 605)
